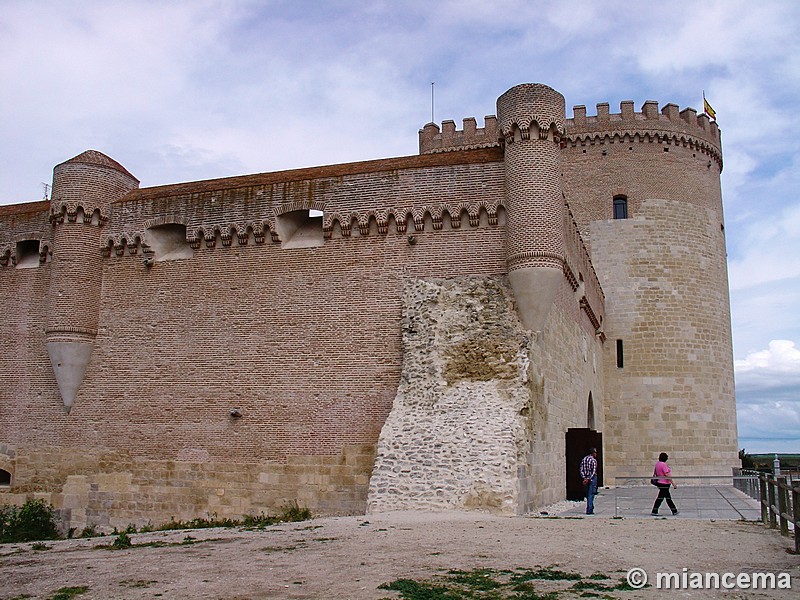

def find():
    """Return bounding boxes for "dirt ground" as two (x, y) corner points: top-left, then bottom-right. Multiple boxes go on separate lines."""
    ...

(1, 511), (798, 599)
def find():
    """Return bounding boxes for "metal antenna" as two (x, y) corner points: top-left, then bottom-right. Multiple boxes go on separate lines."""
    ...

(431, 82), (435, 124)
(41, 183), (51, 200)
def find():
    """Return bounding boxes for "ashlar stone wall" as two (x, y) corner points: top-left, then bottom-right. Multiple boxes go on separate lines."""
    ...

(592, 198), (738, 480)
(0, 443), (376, 532)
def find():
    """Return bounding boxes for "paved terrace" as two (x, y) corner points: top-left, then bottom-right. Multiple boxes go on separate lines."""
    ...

(561, 483), (762, 520)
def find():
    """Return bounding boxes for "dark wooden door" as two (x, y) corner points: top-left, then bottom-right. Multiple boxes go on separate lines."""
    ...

(565, 428), (603, 500)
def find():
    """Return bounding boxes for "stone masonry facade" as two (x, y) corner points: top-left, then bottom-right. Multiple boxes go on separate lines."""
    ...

(0, 83), (737, 530)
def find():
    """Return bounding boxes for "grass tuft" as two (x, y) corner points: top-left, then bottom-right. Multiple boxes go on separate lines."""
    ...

(49, 586), (89, 600)
(379, 567), (631, 599)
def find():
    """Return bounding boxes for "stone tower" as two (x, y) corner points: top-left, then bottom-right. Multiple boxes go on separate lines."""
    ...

(561, 99), (738, 479)
(496, 84), (567, 331)
(46, 151), (139, 412)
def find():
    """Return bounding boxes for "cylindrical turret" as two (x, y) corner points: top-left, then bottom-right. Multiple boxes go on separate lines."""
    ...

(496, 84), (567, 331)
(46, 151), (138, 412)
(560, 99), (737, 478)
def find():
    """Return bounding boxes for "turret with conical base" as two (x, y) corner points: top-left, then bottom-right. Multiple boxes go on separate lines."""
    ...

(46, 151), (138, 412)
(496, 84), (567, 331)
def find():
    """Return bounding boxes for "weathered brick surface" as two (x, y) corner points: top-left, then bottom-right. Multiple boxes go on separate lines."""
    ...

(0, 83), (737, 527)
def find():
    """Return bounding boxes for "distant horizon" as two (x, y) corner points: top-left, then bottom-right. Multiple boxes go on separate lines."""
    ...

(737, 438), (800, 455)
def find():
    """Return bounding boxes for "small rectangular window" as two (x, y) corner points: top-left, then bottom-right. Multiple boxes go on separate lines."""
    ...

(613, 196), (628, 220)
(616, 339), (624, 368)
(277, 209), (324, 249)
(15, 239), (40, 269)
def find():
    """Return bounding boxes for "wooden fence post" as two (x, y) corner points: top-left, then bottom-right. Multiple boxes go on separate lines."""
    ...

(768, 476), (777, 529)
(777, 476), (789, 537)
(793, 483), (800, 555)
(760, 474), (768, 525)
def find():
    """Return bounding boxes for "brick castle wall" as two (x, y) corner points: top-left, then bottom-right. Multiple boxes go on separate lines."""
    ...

(1, 156), (521, 528)
(0, 83), (738, 527)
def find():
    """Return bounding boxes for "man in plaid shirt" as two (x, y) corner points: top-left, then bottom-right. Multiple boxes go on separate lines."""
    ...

(580, 447), (598, 514)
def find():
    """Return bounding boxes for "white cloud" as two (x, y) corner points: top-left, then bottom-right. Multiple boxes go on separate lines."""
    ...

(725, 151), (800, 356)
(735, 339), (800, 375)
(735, 341), (800, 452)
(727, 197), (800, 289)
(634, 0), (796, 74)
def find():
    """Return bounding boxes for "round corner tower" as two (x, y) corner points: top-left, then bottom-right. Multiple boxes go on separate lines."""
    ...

(496, 83), (568, 332)
(46, 150), (138, 412)
(559, 98), (738, 479)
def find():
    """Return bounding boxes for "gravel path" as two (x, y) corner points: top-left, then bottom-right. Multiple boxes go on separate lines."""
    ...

(1, 510), (797, 599)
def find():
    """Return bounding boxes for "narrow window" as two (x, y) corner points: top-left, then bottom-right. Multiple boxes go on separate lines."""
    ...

(0, 469), (10, 486)
(616, 339), (624, 368)
(613, 196), (628, 220)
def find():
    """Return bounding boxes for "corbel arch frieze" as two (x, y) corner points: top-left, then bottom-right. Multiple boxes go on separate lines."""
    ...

(101, 233), (144, 257)
(466, 205), (481, 227)
(323, 212), (344, 238)
(388, 208), (412, 233)
(563, 129), (722, 166)
(413, 206), (442, 231)
(500, 115), (566, 144)
(251, 221), (267, 244)
(480, 201), (501, 226)
(234, 224), (251, 245)
(447, 203), (474, 229)
(201, 226), (220, 248)
(409, 207), (426, 232)
(356, 212), (373, 236)
(332, 212), (357, 237)
(187, 220), (276, 248)
(49, 202), (109, 225)
(375, 211), (390, 234)
(186, 228), (205, 249)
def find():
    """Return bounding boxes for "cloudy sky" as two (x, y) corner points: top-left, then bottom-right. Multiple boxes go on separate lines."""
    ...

(1, 0), (798, 453)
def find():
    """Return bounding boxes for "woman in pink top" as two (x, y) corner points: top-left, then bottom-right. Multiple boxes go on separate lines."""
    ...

(651, 452), (679, 516)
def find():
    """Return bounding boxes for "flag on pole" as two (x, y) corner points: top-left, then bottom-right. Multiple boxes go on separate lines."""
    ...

(703, 92), (716, 121)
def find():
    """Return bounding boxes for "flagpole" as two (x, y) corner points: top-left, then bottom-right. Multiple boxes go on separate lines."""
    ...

(702, 90), (716, 121)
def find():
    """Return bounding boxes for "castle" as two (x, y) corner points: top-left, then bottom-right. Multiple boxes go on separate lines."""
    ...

(0, 83), (738, 529)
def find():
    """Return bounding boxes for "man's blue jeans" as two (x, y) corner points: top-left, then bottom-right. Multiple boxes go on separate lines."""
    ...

(584, 475), (597, 514)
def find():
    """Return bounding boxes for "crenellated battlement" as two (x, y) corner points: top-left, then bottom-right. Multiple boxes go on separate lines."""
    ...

(564, 100), (722, 168)
(420, 99), (722, 168)
(567, 99), (719, 141)
(419, 117), (499, 155)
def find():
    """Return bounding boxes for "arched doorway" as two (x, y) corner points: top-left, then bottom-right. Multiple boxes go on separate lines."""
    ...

(565, 394), (602, 501)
